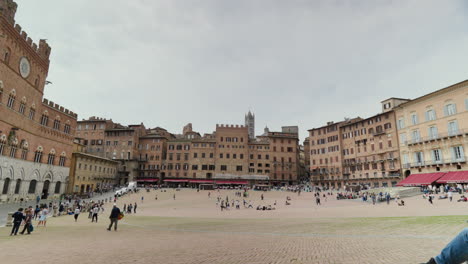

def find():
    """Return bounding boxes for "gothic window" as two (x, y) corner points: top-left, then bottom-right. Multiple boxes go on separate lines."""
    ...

(53, 119), (61, 130)
(28, 180), (37, 194)
(34, 146), (43, 163)
(29, 106), (36, 120)
(3, 47), (11, 64)
(0, 80), (3, 103)
(40, 111), (49, 126)
(7, 90), (15, 109)
(0, 135), (5, 155)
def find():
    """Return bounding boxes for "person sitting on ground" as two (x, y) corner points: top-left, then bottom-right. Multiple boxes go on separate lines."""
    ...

(457, 195), (467, 202)
(398, 200), (405, 206)
(438, 194), (448, 199)
(285, 200), (291, 206)
(423, 228), (468, 264)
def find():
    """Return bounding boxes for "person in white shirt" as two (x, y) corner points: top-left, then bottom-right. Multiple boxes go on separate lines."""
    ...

(74, 208), (80, 222)
(448, 191), (453, 202)
(91, 206), (99, 223)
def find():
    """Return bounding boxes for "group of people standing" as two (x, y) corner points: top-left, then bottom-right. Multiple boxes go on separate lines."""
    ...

(122, 203), (137, 214)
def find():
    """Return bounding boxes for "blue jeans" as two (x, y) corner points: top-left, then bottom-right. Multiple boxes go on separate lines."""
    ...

(435, 228), (468, 264)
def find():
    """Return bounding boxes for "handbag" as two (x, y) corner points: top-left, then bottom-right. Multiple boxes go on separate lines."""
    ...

(28, 224), (34, 232)
(117, 213), (124, 220)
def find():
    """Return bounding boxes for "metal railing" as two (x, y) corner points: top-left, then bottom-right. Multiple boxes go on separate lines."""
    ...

(403, 129), (467, 146)
(402, 157), (466, 168)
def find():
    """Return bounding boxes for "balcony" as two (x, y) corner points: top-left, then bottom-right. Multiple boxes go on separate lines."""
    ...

(404, 129), (467, 146)
(403, 157), (466, 168)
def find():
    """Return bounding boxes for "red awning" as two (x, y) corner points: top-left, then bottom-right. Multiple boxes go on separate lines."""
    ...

(396, 172), (446, 187)
(164, 179), (189, 182)
(189, 180), (214, 184)
(216, 180), (249, 185)
(137, 178), (158, 182)
(436, 171), (468, 184)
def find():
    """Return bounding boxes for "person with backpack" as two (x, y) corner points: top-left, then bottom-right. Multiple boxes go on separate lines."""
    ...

(10, 208), (24, 236)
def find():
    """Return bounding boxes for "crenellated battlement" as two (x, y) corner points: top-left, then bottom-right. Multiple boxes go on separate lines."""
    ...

(10, 23), (51, 61)
(0, 0), (17, 25)
(216, 124), (246, 129)
(42, 98), (77, 119)
(0, 0), (51, 62)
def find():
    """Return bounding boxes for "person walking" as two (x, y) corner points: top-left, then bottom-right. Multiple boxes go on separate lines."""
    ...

(429, 195), (433, 205)
(74, 207), (80, 222)
(173, 193), (176, 200)
(33, 205), (40, 220)
(10, 208), (24, 236)
(123, 203), (127, 213)
(448, 191), (453, 202)
(261, 194), (264, 201)
(91, 206), (99, 223)
(141, 196), (144, 203)
(134, 202), (137, 214)
(20, 207), (33, 235)
(107, 204), (121, 231)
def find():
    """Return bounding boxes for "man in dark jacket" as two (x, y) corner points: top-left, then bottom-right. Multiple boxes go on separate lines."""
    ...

(10, 208), (24, 236)
(107, 204), (121, 231)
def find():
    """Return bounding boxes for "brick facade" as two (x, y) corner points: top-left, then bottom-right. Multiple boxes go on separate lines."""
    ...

(0, 0), (77, 201)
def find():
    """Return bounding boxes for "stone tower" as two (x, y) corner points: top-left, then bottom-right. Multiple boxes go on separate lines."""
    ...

(245, 111), (255, 139)
(0, 0), (18, 25)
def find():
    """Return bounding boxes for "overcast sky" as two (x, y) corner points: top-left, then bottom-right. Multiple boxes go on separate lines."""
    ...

(15, 0), (468, 141)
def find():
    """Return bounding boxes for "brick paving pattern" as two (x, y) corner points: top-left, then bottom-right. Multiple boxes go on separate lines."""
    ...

(0, 189), (465, 263)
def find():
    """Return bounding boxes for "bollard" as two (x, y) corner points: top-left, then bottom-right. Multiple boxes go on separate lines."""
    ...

(6, 212), (13, 227)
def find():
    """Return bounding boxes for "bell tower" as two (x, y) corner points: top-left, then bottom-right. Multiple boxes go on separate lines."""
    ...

(245, 111), (255, 139)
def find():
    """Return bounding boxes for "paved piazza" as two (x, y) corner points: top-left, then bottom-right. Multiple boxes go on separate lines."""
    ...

(0, 189), (467, 264)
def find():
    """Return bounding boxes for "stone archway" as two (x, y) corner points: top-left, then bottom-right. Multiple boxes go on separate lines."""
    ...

(404, 170), (411, 178)
(42, 180), (50, 199)
(2, 178), (11, 195)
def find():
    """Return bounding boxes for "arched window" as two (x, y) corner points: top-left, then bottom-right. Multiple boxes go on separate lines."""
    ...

(3, 47), (11, 63)
(28, 179), (37, 194)
(53, 116), (61, 130)
(64, 120), (71, 134)
(40, 110), (49, 126)
(54, 181), (61, 194)
(0, 80), (3, 102)
(29, 103), (36, 120)
(8, 137), (18, 158)
(6, 89), (15, 109)
(2, 178), (10, 194)
(20, 140), (29, 160)
(58, 152), (66, 166)
(34, 75), (40, 88)
(18, 97), (26, 114)
(0, 134), (6, 155)
(47, 149), (56, 165)
(34, 146), (43, 163)
(14, 179), (21, 194)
